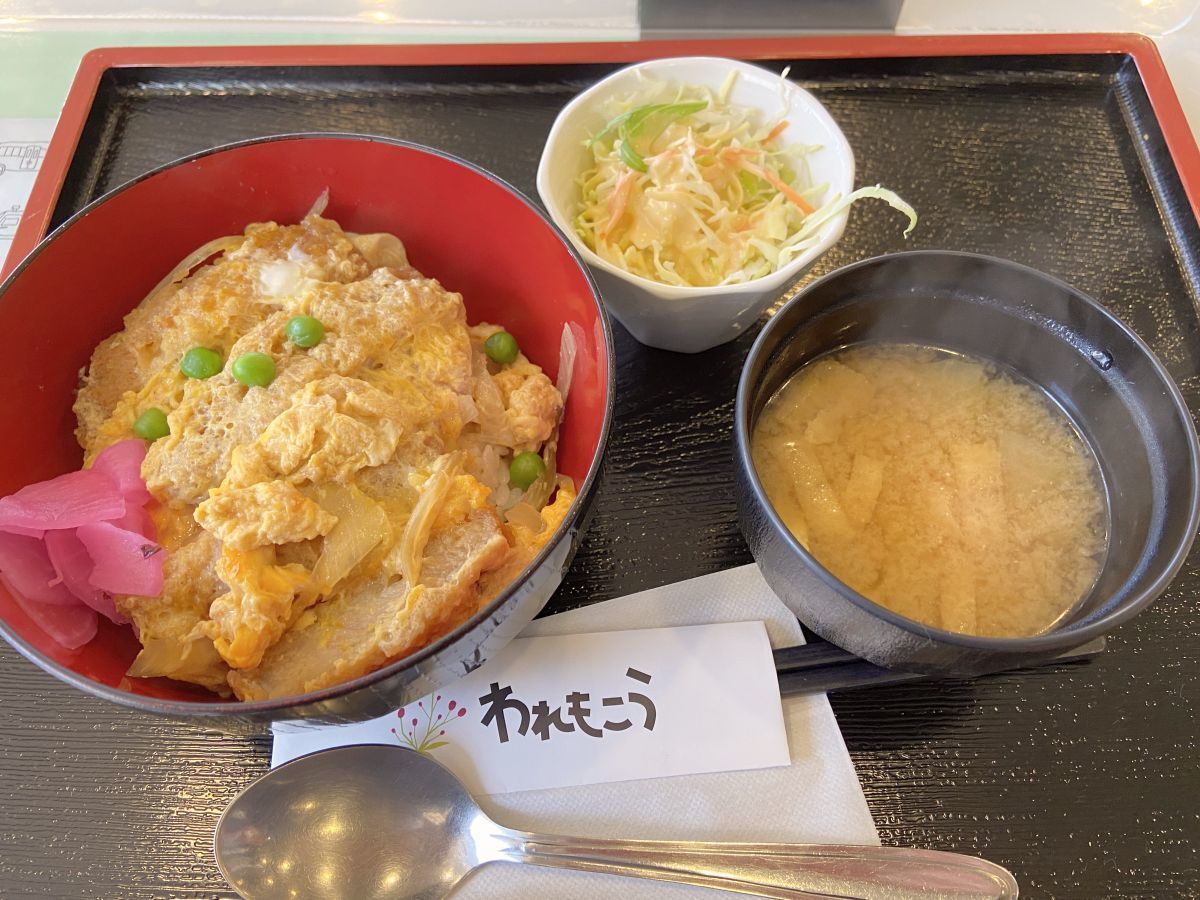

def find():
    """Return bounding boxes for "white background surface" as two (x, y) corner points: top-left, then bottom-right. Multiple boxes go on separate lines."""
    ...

(897, 0), (1200, 149)
(0, 0), (1196, 129)
(0, 0), (640, 37)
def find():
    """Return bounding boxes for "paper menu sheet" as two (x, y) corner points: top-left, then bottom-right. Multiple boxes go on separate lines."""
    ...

(0, 119), (56, 270)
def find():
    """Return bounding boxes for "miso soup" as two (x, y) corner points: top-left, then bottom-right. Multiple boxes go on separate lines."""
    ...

(751, 344), (1108, 637)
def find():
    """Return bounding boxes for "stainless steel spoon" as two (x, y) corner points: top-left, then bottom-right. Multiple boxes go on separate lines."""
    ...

(215, 744), (1018, 900)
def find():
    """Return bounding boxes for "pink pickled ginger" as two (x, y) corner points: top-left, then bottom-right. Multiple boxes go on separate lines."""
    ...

(44, 528), (124, 623)
(0, 439), (162, 651)
(113, 505), (155, 541)
(1, 572), (98, 650)
(0, 532), (81, 606)
(76, 521), (164, 598)
(0, 467), (125, 532)
(91, 440), (151, 507)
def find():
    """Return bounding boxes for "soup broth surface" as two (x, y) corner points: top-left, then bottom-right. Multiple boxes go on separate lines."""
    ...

(751, 344), (1108, 637)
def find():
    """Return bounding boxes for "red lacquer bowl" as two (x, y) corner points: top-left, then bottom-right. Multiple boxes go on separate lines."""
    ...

(0, 134), (613, 729)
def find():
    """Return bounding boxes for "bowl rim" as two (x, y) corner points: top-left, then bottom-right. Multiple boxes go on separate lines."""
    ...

(535, 55), (856, 299)
(0, 131), (616, 716)
(734, 248), (1200, 652)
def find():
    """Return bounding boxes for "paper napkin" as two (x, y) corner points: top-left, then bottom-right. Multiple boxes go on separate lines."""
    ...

(273, 564), (878, 898)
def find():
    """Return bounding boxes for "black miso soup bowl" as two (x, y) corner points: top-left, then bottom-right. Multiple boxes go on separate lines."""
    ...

(734, 251), (1200, 676)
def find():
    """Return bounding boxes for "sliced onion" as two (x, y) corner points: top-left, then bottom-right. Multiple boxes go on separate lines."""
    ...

(348, 232), (409, 270)
(125, 638), (181, 679)
(138, 235), (243, 307)
(305, 188), (330, 218)
(76, 522), (164, 598)
(397, 455), (458, 586)
(557, 322), (579, 401)
(470, 350), (515, 445)
(306, 483), (390, 592)
(504, 501), (545, 533)
(127, 636), (222, 681)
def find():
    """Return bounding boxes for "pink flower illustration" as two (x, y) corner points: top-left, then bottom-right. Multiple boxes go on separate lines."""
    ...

(393, 693), (469, 754)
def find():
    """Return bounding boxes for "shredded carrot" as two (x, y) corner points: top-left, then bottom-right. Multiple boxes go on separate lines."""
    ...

(718, 146), (760, 163)
(739, 159), (815, 215)
(716, 146), (813, 214)
(644, 146), (681, 168)
(600, 171), (636, 240)
(575, 79), (917, 288)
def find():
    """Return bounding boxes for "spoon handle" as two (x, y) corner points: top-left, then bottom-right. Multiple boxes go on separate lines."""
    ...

(486, 830), (1018, 899)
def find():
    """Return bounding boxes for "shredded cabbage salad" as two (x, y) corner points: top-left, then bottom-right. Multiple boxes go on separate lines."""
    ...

(574, 72), (917, 288)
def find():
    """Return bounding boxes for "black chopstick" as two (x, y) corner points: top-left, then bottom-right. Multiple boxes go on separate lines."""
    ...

(772, 637), (1107, 696)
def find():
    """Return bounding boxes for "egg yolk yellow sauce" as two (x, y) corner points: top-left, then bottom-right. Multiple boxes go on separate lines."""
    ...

(74, 214), (572, 700)
(751, 345), (1107, 638)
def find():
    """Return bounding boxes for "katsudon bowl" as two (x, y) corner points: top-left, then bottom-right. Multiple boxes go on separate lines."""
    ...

(0, 134), (613, 730)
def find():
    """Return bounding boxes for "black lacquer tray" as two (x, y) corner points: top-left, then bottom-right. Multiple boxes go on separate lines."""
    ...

(2, 35), (1198, 897)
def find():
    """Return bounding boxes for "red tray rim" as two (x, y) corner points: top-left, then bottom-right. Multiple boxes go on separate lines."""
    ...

(6, 32), (1199, 277)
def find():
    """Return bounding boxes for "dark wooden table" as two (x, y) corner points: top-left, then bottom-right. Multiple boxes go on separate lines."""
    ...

(3, 315), (1197, 897)
(2, 43), (1199, 898)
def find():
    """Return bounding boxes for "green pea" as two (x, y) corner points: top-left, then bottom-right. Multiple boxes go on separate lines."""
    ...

(509, 451), (546, 490)
(285, 315), (325, 349)
(484, 331), (519, 365)
(180, 347), (223, 380)
(133, 407), (169, 441)
(232, 352), (277, 388)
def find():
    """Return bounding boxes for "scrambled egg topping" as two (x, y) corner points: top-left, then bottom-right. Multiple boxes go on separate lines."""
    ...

(74, 213), (572, 700)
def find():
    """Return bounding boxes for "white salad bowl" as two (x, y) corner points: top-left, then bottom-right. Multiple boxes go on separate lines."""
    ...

(537, 56), (855, 354)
